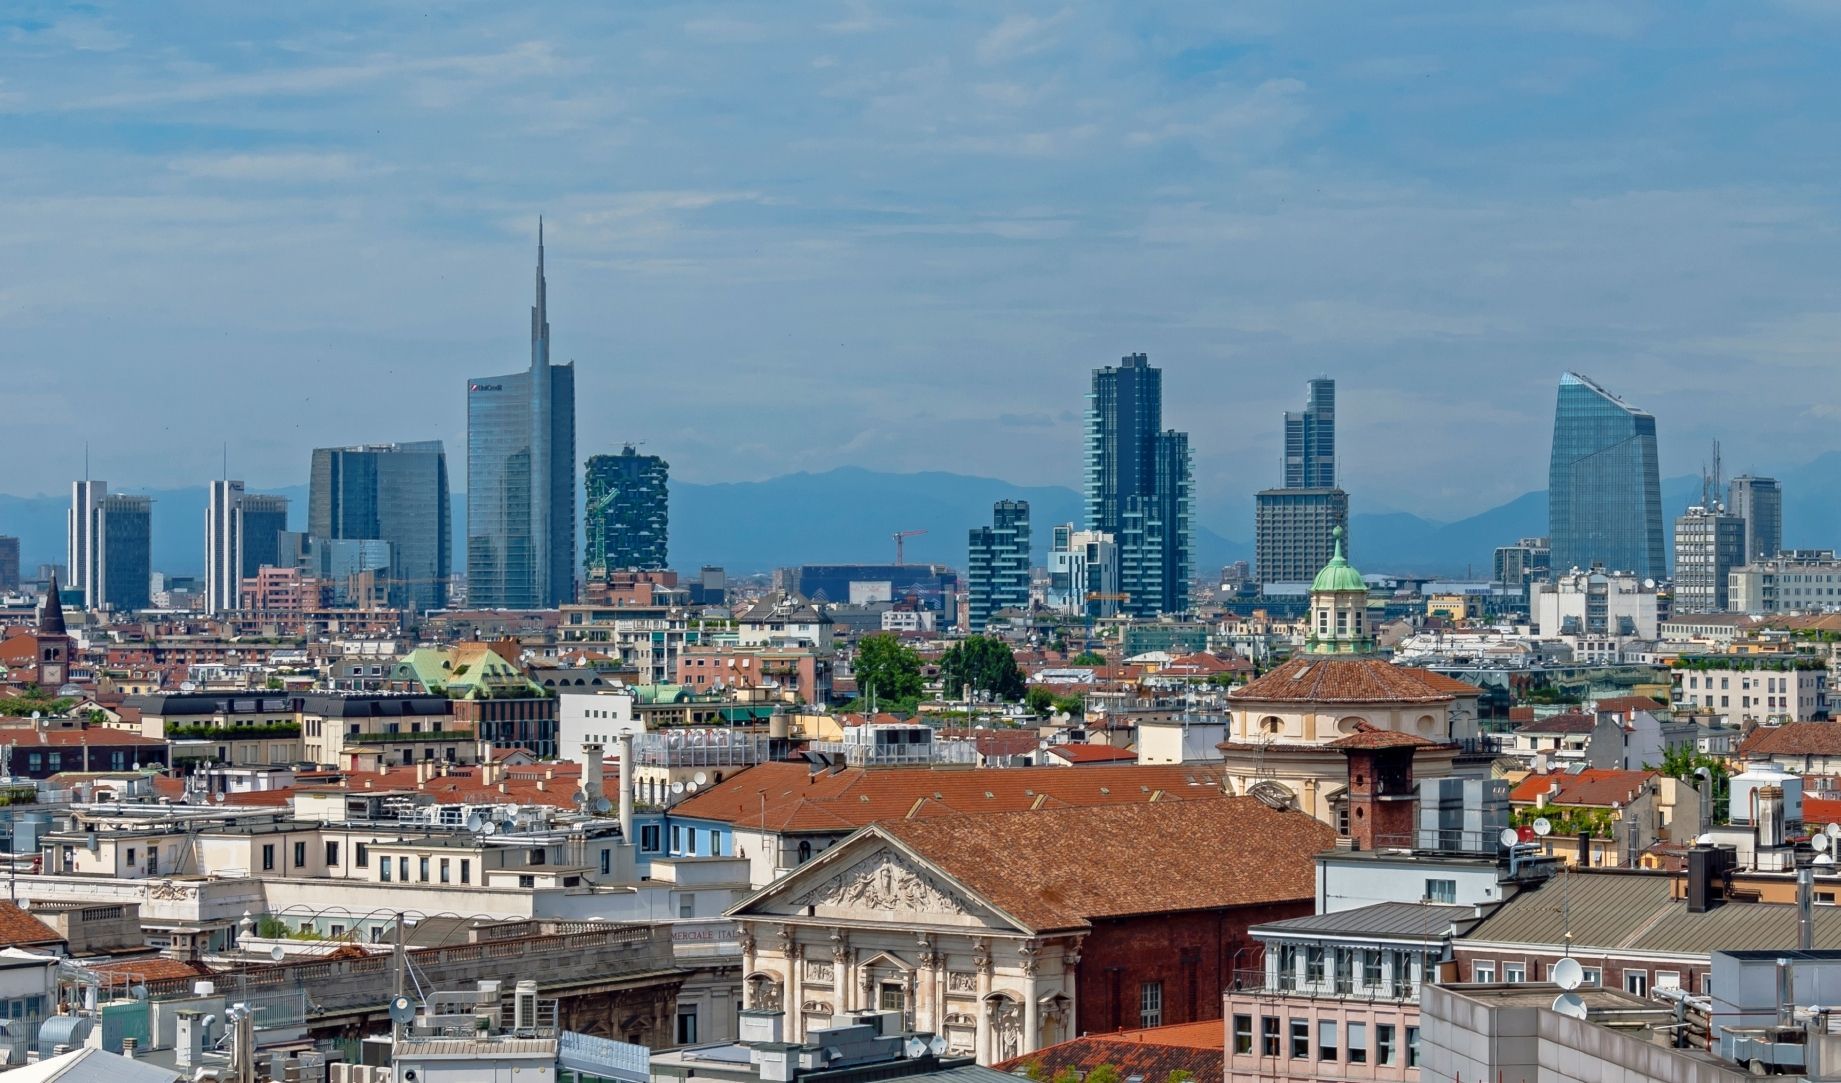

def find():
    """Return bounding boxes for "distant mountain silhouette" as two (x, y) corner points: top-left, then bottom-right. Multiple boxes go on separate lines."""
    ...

(0, 461), (1828, 580)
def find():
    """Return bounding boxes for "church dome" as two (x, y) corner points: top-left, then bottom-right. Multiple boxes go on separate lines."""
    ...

(1310, 527), (1365, 594)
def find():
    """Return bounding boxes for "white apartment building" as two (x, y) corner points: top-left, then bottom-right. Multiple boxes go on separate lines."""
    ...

(1532, 567), (1661, 640)
(558, 689), (641, 762)
(1045, 524), (1119, 616)
(1728, 551), (1841, 615)
(1673, 663), (1828, 727)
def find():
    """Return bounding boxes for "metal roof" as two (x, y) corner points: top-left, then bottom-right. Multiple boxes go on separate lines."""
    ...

(1254, 901), (1480, 942)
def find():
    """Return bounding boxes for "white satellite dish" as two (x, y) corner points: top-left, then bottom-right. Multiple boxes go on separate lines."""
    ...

(129, 985), (148, 1001)
(1498, 827), (1520, 849)
(693, 771), (708, 787)
(466, 814), (485, 832)
(1816, 834), (1832, 854)
(482, 822), (498, 836)
(213, 793), (226, 804)
(1696, 833), (1716, 845)
(1551, 992), (1588, 1019)
(686, 781), (700, 793)
(1827, 822), (1841, 840)
(1551, 957), (1585, 991)
(1532, 817), (1553, 837)
(904, 1037), (928, 1058)
(593, 797), (613, 814)
(505, 804), (522, 817)
(387, 996), (417, 1025)
(269, 946), (286, 963)
(671, 781), (685, 795)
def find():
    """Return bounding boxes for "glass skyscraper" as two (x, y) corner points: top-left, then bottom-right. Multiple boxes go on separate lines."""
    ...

(309, 440), (452, 612)
(967, 499), (1030, 632)
(1547, 372), (1665, 579)
(584, 445), (669, 574)
(93, 494), (151, 612)
(1727, 475), (1782, 564)
(467, 222), (577, 609)
(1084, 353), (1192, 616)
(1284, 377), (1336, 488)
(1255, 378), (1349, 586)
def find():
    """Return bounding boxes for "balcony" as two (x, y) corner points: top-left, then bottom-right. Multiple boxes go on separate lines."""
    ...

(1230, 968), (1419, 1003)
(346, 730), (476, 744)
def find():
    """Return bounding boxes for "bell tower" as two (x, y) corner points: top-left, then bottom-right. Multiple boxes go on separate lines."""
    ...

(35, 573), (70, 689)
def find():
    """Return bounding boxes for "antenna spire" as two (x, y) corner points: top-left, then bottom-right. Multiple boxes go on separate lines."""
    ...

(531, 216), (550, 369)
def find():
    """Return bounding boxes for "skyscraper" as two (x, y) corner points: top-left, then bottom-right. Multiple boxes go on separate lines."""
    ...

(584, 446), (669, 574)
(0, 536), (18, 593)
(1284, 377), (1336, 488)
(1084, 353), (1192, 616)
(1673, 504), (1745, 613)
(309, 440), (452, 612)
(1728, 475), (1783, 564)
(92, 494), (151, 611)
(1255, 378), (1350, 586)
(1547, 372), (1665, 579)
(468, 221), (577, 609)
(967, 500), (1030, 632)
(67, 480), (106, 604)
(205, 480), (289, 613)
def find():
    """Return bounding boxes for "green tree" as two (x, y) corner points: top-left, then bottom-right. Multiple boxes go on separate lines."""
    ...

(1070, 650), (1106, 667)
(1051, 1069), (1081, 1083)
(1023, 1062), (1049, 1083)
(1050, 694), (1086, 717)
(938, 636), (1027, 701)
(1086, 1065), (1121, 1083)
(1165, 1072), (1195, 1083)
(853, 634), (924, 709)
(1651, 745), (1731, 825)
(1027, 687), (1055, 716)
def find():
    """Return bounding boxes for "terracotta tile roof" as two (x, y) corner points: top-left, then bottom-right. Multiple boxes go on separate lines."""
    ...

(995, 1020), (1225, 1080)
(0, 902), (63, 948)
(1742, 723), (1841, 758)
(0, 724), (166, 748)
(1592, 696), (1668, 715)
(671, 761), (1231, 832)
(1508, 769), (1656, 808)
(1229, 656), (1477, 705)
(1517, 712), (1597, 735)
(879, 797), (1330, 930)
(1325, 730), (1441, 750)
(1804, 796), (1841, 830)
(1045, 743), (1138, 764)
(88, 957), (207, 982)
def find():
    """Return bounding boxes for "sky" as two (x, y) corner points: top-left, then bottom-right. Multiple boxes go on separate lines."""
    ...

(4, 2), (1841, 524)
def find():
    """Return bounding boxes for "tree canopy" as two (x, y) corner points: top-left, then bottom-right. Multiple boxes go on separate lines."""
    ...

(853, 634), (924, 709)
(938, 635), (1027, 701)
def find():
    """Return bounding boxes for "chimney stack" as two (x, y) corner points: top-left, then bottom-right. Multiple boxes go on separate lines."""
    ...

(617, 732), (635, 839)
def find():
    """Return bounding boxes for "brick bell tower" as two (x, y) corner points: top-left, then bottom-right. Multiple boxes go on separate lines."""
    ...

(34, 572), (70, 689)
(1331, 729), (1430, 851)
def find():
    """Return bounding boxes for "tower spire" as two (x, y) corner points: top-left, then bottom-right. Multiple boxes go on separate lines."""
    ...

(532, 217), (550, 369)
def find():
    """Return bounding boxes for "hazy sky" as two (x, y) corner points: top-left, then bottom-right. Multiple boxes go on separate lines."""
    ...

(5, 2), (1841, 522)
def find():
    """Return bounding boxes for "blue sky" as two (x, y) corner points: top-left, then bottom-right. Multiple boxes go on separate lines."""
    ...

(4, 2), (1841, 522)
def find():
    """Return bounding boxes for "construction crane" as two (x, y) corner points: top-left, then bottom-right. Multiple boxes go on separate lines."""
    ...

(585, 483), (622, 573)
(892, 529), (927, 565)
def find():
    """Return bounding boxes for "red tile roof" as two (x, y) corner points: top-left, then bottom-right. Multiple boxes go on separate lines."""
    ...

(1742, 723), (1841, 758)
(0, 902), (63, 949)
(1045, 743), (1138, 764)
(879, 797), (1331, 930)
(1326, 730), (1441, 750)
(88, 957), (207, 982)
(1516, 712), (1597, 735)
(0, 724), (165, 748)
(671, 762), (1230, 832)
(1592, 696), (1668, 715)
(995, 1020), (1225, 1080)
(1508, 769), (1656, 808)
(1230, 656), (1477, 705)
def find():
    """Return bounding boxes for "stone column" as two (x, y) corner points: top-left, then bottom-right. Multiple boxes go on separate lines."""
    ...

(1020, 940), (1040, 1055)
(916, 934), (938, 1031)
(831, 932), (851, 1014)
(1063, 941), (1083, 1038)
(973, 939), (992, 1065)
(782, 926), (803, 1042)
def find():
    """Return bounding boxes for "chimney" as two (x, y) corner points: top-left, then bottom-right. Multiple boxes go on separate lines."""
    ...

(176, 1011), (204, 1067)
(1686, 844), (1717, 913)
(617, 732), (635, 839)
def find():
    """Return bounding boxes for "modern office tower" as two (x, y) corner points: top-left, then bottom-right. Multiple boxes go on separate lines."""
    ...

(0, 536), (17, 592)
(91, 494), (152, 611)
(1547, 372), (1665, 580)
(1255, 379), (1351, 587)
(205, 480), (289, 613)
(467, 221), (577, 609)
(1284, 377), (1336, 488)
(1083, 353), (1193, 616)
(1047, 523), (1119, 617)
(67, 480), (107, 603)
(1492, 537), (1552, 591)
(1728, 475), (1783, 564)
(584, 445), (669, 575)
(966, 500), (1031, 632)
(308, 440), (451, 612)
(1673, 504), (1746, 613)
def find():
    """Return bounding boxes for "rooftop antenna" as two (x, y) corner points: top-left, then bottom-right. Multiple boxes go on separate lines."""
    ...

(1702, 439), (1723, 510)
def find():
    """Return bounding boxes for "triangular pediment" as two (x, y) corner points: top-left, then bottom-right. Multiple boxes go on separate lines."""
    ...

(732, 832), (1030, 933)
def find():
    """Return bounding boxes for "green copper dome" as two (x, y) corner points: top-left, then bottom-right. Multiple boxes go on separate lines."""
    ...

(1310, 527), (1366, 593)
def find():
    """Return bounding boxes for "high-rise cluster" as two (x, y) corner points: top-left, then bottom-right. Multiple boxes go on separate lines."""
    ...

(205, 480), (288, 613)
(1255, 378), (1349, 586)
(307, 441), (452, 612)
(68, 480), (151, 612)
(1084, 353), (1192, 616)
(1547, 372), (1665, 580)
(467, 221), (577, 609)
(967, 499), (1030, 631)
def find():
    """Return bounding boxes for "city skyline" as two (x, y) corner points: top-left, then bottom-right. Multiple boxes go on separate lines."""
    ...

(7, 7), (1841, 516)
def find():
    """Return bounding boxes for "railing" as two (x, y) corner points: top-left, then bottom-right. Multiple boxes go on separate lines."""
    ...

(808, 740), (979, 767)
(1227, 968), (1419, 1003)
(346, 730), (476, 744)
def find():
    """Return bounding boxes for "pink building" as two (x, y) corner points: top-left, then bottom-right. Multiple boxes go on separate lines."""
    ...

(674, 644), (831, 704)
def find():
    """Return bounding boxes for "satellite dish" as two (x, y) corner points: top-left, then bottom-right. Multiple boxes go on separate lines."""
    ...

(1498, 827), (1520, 849)
(466, 814), (485, 832)
(1827, 823), (1840, 840)
(1695, 833), (1716, 845)
(387, 996), (417, 1025)
(1551, 992), (1588, 1019)
(1816, 834), (1832, 854)
(482, 821), (498, 835)
(671, 781), (685, 795)
(904, 1037), (928, 1058)
(213, 793), (225, 804)
(1533, 817), (1553, 837)
(269, 946), (286, 963)
(687, 781), (700, 792)
(130, 985), (148, 1001)
(505, 804), (522, 817)
(1552, 957), (1585, 991)
(693, 772), (708, 786)
(593, 797), (612, 814)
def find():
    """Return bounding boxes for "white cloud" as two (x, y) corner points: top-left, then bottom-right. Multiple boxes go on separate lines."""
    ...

(168, 152), (368, 183)
(975, 9), (1072, 65)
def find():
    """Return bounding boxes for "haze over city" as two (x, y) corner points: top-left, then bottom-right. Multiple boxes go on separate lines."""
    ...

(7, 3), (1841, 518)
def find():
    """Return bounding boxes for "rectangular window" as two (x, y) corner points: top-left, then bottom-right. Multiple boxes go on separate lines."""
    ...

(1406, 1026), (1421, 1068)
(1362, 950), (1382, 988)
(1318, 1019), (1338, 1061)
(1232, 1015), (1253, 1055)
(440, 858), (451, 883)
(641, 824), (661, 852)
(1377, 1023), (1395, 1065)
(1504, 962), (1526, 983)
(1582, 967), (1603, 987)
(399, 857), (410, 882)
(1426, 878), (1457, 904)
(1139, 982), (1162, 1028)
(676, 1009), (698, 1045)
(1290, 1019), (1309, 1059)
(1305, 945), (1325, 983)
(1625, 970), (1648, 996)
(1655, 970), (1682, 989)
(126, 848), (136, 865)
(325, 841), (340, 866)
(355, 843), (369, 868)
(671, 825), (682, 853)
(262, 844), (275, 871)
(293, 841), (307, 869)
(1347, 1021), (1367, 1064)
(461, 859), (471, 884)
(1473, 961), (1496, 983)
(519, 874), (535, 888)
(380, 859), (392, 882)
(1260, 1017), (1279, 1057)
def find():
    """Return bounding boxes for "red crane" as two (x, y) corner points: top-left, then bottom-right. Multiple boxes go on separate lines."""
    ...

(892, 529), (927, 564)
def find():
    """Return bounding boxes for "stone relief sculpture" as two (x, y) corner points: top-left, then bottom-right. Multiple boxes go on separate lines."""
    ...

(792, 851), (971, 914)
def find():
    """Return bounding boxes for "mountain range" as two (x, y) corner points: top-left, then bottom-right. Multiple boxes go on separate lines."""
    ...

(5, 452), (1841, 579)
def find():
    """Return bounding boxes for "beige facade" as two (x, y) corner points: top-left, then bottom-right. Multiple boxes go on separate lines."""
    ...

(733, 834), (1082, 1065)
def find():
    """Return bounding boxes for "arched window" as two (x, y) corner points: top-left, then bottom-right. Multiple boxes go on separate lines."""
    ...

(797, 840), (813, 864)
